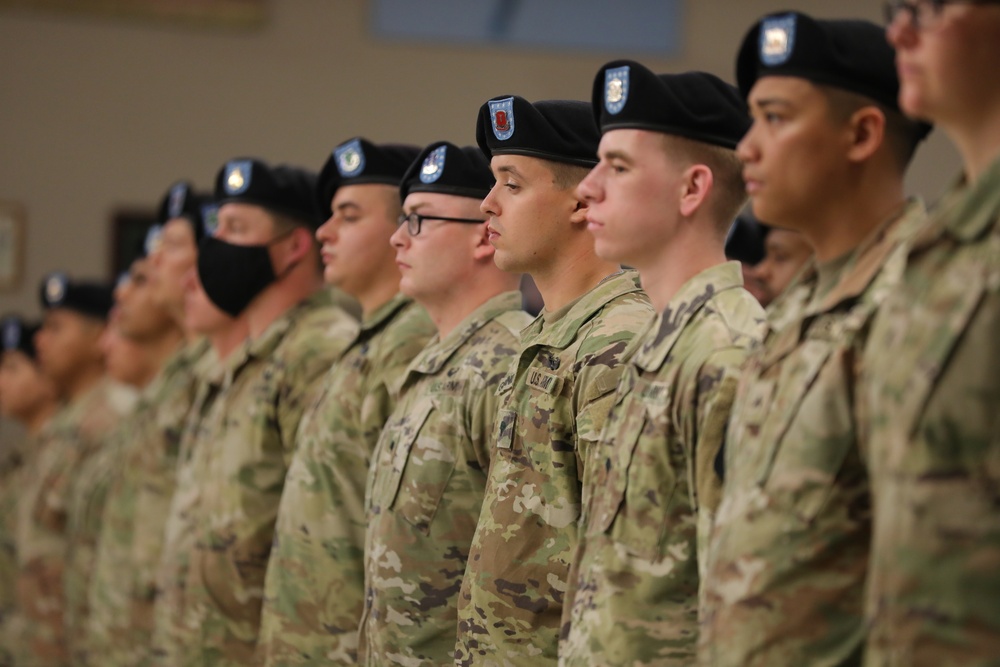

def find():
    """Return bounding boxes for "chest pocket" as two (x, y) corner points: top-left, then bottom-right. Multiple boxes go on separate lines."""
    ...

(589, 379), (680, 560)
(381, 399), (458, 534)
(747, 322), (868, 524)
(493, 358), (568, 466)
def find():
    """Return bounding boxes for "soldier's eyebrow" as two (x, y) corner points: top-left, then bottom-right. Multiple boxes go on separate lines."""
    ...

(496, 164), (524, 179)
(601, 149), (633, 164)
(750, 97), (793, 112)
(334, 201), (361, 213)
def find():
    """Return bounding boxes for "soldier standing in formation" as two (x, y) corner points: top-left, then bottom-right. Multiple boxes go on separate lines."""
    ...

(701, 11), (931, 666)
(359, 141), (530, 665)
(561, 61), (766, 666)
(456, 96), (654, 664)
(257, 139), (434, 665)
(862, 2), (1000, 663)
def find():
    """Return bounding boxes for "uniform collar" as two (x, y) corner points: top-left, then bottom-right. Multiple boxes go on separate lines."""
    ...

(405, 290), (522, 378)
(633, 261), (745, 373)
(523, 270), (644, 350)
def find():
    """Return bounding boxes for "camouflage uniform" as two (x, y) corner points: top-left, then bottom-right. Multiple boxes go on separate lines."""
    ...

(151, 343), (234, 666)
(699, 201), (925, 667)
(168, 290), (357, 666)
(861, 159), (1000, 665)
(360, 291), (531, 666)
(0, 436), (26, 666)
(15, 378), (133, 667)
(85, 338), (209, 667)
(560, 262), (764, 666)
(256, 294), (434, 665)
(455, 270), (653, 665)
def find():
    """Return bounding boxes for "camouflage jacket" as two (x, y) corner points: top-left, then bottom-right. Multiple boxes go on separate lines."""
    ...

(700, 201), (926, 667)
(360, 291), (530, 666)
(861, 158), (1000, 666)
(256, 294), (435, 666)
(561, 262), (764, 666)
(0, 432), (28, 666)
(455, 270), (654, 665)
(16, 379), (133, 667)
(177, 290), (357, 666)
(85, 338), (209, 667)
(151, 343), (233, 666)
(64, 381), (138, 665)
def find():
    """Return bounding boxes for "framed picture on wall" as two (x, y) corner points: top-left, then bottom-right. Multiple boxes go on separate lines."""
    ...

(0, 201), (25, 291)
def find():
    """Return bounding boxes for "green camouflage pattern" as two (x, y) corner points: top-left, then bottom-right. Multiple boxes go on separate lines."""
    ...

(256, 295), (435, 665)
(561, 262), (764, 666)
(700, 201), (926, 667)
(359, 291), (530, 666)
(455, 270), (654, 665)
(861, 158), (1000, 666)
(85, 338), (209, 667)
(162, 290), (358, 666)
(14, 379), (133, 667)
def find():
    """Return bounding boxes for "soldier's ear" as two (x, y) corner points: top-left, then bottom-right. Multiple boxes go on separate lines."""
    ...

(569, 199), (589, 226)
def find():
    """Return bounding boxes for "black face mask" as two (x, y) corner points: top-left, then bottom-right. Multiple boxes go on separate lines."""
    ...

(197, 232), (292, 317)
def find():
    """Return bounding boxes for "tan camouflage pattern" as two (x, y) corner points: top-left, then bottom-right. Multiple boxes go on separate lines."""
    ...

(861, 159), (1000, 666)
(256, 295), (435, 666)
(159, 290), (357, 666)
(85, 338), (209, 667)
(14, 379), (133, 667)
(455, 270), (654, 665)
(359, 291), (530, 666)
(560, 262), (764, 666)
(151, 343), (233, 666)
(64, 381), (138, 665)
(699, 201), (926, 667)
(0, 436), (26, 666)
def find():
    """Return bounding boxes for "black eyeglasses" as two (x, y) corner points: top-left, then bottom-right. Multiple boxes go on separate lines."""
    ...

(883, 0), (1000, 28)
(398, 212), (486, 236)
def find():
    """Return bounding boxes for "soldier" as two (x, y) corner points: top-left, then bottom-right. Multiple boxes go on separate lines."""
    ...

(0, 316), (59, 665)
(358, 142), (529, 665)
(150, 259), (249, 667)
(455, 96), (654, 664)
(699, 12), (931, 666)
(19, 274), (132, 666)
(861, 2), (1000, 663)
(257, 138), (434, 665)
(750, 226), (812, 308)
(87, 185), (213, 667)
(560, 63), (766, 665)
(161, 158), (358, 665)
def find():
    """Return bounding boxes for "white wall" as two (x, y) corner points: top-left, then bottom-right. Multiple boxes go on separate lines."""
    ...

(0, 0), (960, 317)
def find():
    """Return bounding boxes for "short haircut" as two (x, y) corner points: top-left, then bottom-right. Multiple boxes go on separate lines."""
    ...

(659, 134), (748, 235)
(544, 160), (594, 191)
(820, 85), (924, 171)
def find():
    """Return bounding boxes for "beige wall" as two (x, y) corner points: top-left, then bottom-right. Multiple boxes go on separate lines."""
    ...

(0, 0), (960, 317)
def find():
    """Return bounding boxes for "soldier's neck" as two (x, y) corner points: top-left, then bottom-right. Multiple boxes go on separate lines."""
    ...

(24, 401), (58, 436)
(635, 231), (727, 312)
(63, 364), (104, 403)
(532, 248), (621, 313)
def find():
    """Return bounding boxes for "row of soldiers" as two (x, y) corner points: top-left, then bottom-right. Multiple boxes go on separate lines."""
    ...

(0, 5), (998, 666)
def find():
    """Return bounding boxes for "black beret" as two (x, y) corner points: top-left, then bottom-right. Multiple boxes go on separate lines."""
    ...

(400, 142), (495, 201)
(737, 11), (903, 112)
(215, 158), (321, 229)
(725, 214), (771, 265)
(593, 61), (750, 150)
(38, 273), (113, 320)
(0, 315), (40, 360)
(156, 181), (212, 243)
(476, 96), (600, 168)
(316, 139), (422, 219)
